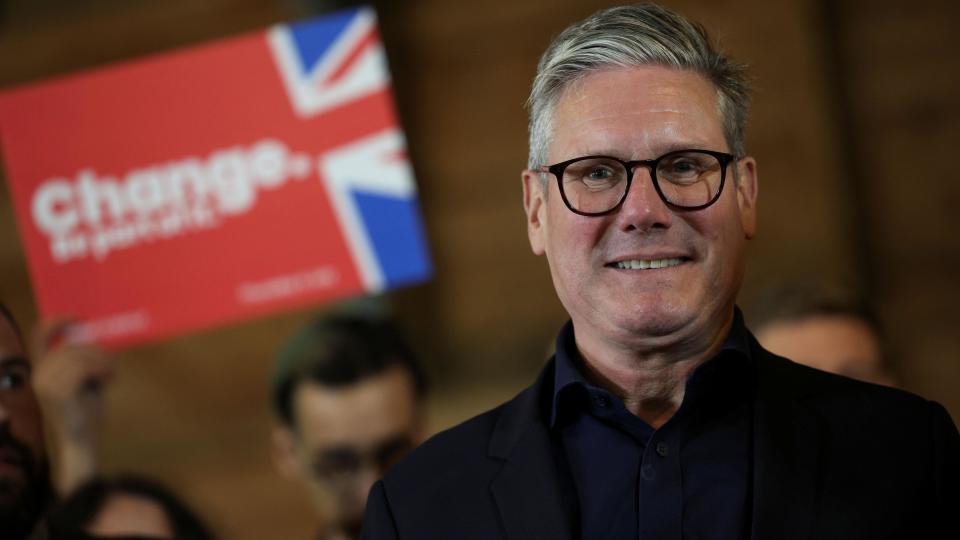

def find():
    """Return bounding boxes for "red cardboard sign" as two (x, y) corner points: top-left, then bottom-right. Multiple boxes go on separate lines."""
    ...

(0, 7), (432, 349)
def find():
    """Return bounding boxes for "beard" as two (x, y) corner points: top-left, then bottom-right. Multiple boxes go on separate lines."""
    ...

(0, 425), (51, 540)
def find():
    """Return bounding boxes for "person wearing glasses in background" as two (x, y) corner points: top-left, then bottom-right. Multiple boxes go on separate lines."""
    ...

(361, 4), (959, 539)
(271, 312), (426, 540)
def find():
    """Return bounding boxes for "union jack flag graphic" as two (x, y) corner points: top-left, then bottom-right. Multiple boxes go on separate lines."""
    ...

(268, 7), (389, 119)
(269, 7), (431, 293)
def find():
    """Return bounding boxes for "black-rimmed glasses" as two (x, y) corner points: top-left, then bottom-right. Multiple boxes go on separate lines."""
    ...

(539, 149), (736, 216)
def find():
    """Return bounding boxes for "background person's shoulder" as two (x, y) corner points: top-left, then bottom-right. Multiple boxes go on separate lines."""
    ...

(759, 347), (957, 442)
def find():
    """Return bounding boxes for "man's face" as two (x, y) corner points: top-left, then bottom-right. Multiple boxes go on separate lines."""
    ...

(522, 66), (758, 354)
(0, 316), (48, 537)
(273, 366), (421, 538)
(756, 315), (894, 386)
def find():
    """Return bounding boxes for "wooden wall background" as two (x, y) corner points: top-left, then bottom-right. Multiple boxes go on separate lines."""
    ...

(1, 0), (956, 537)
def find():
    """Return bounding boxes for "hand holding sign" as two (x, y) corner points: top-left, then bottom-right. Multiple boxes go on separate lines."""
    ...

(31, 319), (113, 495)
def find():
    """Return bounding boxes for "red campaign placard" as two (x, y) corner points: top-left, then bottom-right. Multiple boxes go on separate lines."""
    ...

(0, 7), (432, 349)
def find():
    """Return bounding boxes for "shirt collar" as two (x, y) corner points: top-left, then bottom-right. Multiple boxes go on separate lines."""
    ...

(550, 307), (753, 428)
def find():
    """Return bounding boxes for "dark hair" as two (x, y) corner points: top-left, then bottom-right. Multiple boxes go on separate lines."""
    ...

(271, 314), (427, 427)
(748, 282), (882, 336)
(47, 474), (215, 540)
(0, 301), (24, 347)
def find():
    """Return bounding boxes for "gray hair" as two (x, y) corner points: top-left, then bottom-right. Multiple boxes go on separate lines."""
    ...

(527, 3), (751, 171)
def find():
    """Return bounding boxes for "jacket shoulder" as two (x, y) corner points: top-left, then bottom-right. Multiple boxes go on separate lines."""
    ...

(374, 390), (516, 526)
(372, 397), (519, 539)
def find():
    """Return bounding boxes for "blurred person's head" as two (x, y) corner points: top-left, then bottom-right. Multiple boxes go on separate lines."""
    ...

(270, 313), (426, 538)
(750, 283), (896, 386)
(0, 303), (51, 539)
(47, 474), (214, 539)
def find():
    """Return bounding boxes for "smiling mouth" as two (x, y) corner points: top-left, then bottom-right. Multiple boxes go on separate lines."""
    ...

(607, 257), (688, 270)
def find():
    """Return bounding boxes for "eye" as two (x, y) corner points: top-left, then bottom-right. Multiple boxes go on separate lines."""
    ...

(374, 436), (414, 471)
(312, 448), (362, 480)
(586, 166), (615, 180)
(658, 152), (719, 185)
(563, 158), (626, 190)
(0, 370), (26, 391)
(664, 158), (701, 175)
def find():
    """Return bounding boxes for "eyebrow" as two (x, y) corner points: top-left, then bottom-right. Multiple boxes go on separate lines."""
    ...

(0, 356), (30, 371)
(573, 141), (721, 161)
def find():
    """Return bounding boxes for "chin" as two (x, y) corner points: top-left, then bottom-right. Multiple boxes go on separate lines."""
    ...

(598, 304), (695, 344)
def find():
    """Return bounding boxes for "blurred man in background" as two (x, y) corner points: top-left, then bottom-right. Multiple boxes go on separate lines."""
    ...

(751, 283), (897, 386)
(271, 313), (426, 540)
(0, 303), (51, 540)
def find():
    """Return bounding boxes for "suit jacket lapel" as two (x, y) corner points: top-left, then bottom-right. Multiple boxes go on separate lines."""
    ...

(751, 343), (822, 540)
(489, 358), (576, 540)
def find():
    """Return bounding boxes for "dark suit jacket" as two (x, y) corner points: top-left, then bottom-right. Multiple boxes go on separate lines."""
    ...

(362, 335), (959, 539)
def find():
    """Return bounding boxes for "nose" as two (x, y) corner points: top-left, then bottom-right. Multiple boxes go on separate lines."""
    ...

(616, 166), (673, 231)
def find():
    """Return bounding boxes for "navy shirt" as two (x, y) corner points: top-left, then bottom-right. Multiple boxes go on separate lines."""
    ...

(551, 310), (757, 540)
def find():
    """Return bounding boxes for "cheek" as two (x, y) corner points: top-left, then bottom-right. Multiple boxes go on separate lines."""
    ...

(545, 222), (598, 288)
(544, 201), (604, 251)
(10, 400), (45, 451)
(694, 199), (747, 250)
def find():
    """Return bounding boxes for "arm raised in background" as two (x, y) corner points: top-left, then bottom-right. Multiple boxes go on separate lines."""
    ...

(30, 320), (113, 496)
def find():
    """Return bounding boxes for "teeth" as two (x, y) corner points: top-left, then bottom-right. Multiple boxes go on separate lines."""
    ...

(614, 257), (684, 270)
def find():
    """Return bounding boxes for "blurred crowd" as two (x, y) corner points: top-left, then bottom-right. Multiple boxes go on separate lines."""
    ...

(0, 279), (897, 540)
(1, 299), (429, 540)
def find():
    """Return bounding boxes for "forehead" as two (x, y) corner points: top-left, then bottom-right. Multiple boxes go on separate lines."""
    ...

(291, 366), (419, 447)
(88, 494), (174, 537)
(549, 65), (725, 161)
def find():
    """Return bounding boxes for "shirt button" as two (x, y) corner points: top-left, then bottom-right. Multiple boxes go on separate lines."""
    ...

(594, 395), (610, 408)
(640, 464), (656, 481)
(655, 442), (669, 457)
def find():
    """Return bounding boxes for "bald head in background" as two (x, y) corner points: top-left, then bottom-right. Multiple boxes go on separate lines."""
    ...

(750, 284), (896, 386)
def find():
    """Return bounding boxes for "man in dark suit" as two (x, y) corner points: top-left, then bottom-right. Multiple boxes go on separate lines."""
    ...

(362, 4), (959, 539)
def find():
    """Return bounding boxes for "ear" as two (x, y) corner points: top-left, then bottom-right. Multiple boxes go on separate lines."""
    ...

(734, 157), (758, 239)
(522, 169), (548, 255)
(271, 424), (303, 479)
